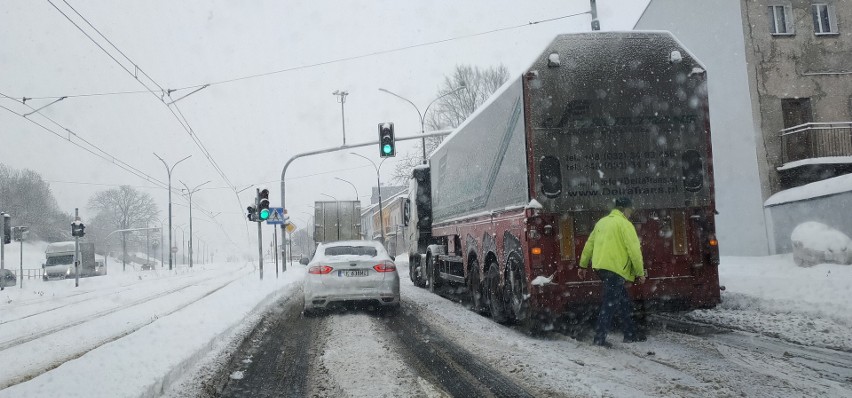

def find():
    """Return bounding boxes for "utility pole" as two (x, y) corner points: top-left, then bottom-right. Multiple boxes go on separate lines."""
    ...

(590, 0), (600, 31)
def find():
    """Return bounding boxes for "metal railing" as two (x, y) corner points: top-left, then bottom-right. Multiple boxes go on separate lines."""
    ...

(780, 122), (852, 164)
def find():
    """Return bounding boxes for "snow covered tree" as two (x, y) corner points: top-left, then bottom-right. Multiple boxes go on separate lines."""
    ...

(392, 64), (509, 184)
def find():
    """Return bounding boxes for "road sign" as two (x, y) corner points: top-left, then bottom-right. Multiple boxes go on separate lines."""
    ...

(285, 222), (296, 233)
(266, 207), (285, 225)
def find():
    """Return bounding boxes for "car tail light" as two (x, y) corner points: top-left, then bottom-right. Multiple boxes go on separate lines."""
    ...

(308, 265), (334, 274)
(373, 261), (396, 273)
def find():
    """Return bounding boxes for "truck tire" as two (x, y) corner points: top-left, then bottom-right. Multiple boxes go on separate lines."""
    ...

(427, 254), (442, 293)
(467, 258), (484, 312)
(506, 253), (529, 322)
(411, 256), (427, 288)
(485, 263), (509, 324)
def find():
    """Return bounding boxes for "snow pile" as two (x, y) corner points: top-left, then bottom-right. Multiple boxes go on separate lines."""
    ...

(764, 172), (852, 206)
(687, 254), (852, 350)
(791, 222), (852, 267)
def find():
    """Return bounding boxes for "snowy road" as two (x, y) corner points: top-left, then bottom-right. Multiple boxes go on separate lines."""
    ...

(179, 260), (852, 398)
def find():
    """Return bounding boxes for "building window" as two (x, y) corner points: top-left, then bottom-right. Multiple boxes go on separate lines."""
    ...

(768, 4), (795, 35)
(812, 4), (839, 35)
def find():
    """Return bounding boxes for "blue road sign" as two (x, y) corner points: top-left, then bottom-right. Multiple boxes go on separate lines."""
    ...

(266, 207), (285, 225)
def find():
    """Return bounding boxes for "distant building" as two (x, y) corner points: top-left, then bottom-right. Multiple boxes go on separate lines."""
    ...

(636, 0), (852, 254)
(370, 186), (406, 205)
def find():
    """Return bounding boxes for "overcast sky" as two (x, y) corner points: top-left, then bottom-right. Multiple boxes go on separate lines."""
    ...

(0, 0), (649, 256)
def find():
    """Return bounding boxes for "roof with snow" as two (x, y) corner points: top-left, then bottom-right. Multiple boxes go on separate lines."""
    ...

(764, 173), (852, 206)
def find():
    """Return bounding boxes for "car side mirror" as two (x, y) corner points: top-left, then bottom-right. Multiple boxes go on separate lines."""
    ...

(390, 255), (395, 261)
(299, 257), (309, 265)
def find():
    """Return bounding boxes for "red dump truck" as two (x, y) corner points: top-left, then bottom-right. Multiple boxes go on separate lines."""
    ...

(405, 31), (721, 329)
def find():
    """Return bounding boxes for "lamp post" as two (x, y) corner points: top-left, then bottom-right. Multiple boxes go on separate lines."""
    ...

(378, 84), (466, 163)
(332, 90), (349, 145)
(334, 177), (359, 203)
(320, 193), (340, 240)
(180, 180), (211, 268)
(350, 152), (389, 243)
(175, 225), (186, 265)
(154, 153), (191, 270)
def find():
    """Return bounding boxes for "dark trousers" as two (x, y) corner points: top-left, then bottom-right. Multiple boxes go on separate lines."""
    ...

(594, 269), (637, 343)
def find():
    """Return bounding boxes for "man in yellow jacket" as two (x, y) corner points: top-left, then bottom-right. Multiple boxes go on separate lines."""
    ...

(579, 197), (646, 347)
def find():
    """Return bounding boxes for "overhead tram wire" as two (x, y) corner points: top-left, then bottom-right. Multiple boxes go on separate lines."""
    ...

(0, 92), (238, 247)
(46, 0), (248, 240)
(21, 10), (590, 100)
(0, 91), (168, 189)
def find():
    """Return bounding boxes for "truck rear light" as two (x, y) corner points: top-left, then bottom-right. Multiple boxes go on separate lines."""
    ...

(559, 215), (575, 261)
(308, 265), (334, 274)
(373, 261), (396, 272)
(709, 238), (718, 247)
(672, 210), (687, 256)
(531, 247), (542, 255)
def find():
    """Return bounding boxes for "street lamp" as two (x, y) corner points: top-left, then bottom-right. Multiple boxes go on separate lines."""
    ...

(350, 152), (389, 243)
(332, 90), (349, 145)
(175, 225), (187, 265)
(378, 84), (466, 163)
(180, 180), (211, 268)
(154, 153), (191, 270)
(334, 177), (359, 202)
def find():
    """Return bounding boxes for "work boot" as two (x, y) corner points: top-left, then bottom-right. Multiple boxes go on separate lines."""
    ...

(623, 333), (647, 343)
(593, 338), (613, 348)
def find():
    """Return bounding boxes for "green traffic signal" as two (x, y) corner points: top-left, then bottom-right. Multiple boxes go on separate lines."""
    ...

(259, 208), (270, 220)
(383, 144), (392, 154)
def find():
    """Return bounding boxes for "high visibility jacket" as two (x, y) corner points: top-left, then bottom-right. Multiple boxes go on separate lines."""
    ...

(579, 209), (645, 282)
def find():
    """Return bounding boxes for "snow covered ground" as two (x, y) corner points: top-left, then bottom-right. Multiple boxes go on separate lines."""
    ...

(0, 240), (849, 397)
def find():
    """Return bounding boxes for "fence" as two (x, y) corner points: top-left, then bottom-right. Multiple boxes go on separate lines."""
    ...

(780, 122), (852, 164)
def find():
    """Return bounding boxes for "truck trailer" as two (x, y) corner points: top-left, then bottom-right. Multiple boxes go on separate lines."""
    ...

(313, 200), (362, 244)
(405, 31), (721, 329)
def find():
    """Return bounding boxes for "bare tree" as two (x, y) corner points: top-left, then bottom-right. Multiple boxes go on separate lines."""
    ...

(0, 164), (69, 241)
(392, 64), (510, 184)
(88, 186), (159, 263)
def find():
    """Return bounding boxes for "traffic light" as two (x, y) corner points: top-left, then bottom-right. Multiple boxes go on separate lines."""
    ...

(378, 122), (395, 158)
(2, 213), (10, 244)
(247, 206), (257, 222)
(258, 189), (270, 221)
(71, 220), (85, 237)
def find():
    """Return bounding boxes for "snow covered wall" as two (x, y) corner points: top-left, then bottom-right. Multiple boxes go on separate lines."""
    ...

(764, 176), (852, 254)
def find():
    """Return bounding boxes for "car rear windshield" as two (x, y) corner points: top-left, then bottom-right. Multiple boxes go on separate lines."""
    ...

(324, 246), (378, 257)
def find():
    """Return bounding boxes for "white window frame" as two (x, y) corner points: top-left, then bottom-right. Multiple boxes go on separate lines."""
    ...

(812, 3), (839, 35)
(768, 4), (795, 36)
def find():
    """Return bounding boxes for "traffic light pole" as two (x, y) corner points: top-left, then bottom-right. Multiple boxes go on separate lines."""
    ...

(277, 130), (452, 242)
(256, 188), (263, 280)
(74, 208), (80, 288)
(273, 226), (279, 278)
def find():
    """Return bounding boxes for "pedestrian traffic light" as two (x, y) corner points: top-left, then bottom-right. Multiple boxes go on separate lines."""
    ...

(247, 206), (257, 222)
(258, 189), (270, 221)
(2, 213), (10, 245)
(378, 122), (395, 158)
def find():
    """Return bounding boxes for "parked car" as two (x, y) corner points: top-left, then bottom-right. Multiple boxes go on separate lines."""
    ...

(303, 240), (400, 315)
(0, 269), (17, 288)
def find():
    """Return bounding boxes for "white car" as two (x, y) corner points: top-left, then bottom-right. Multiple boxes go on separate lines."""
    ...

(303, 240), (400, 315)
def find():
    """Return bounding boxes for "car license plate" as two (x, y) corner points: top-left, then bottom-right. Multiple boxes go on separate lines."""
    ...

(339, 270), (369, 277)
